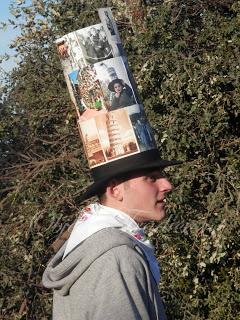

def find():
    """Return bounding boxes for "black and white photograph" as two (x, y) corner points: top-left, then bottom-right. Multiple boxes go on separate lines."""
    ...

(56, 35), (86, 73)
(98, 7), (124, 56)
(56, 22), (119, 73)
(76, 23), (114, 64)
(94, 56), (138, 112)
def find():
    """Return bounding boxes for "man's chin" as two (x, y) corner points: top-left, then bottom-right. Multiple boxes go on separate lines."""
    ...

(153, 208), (166, 221)
(137, 211), (166, 223)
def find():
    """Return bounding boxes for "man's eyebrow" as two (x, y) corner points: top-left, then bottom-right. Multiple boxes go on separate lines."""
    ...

(145, 171), (165, 178)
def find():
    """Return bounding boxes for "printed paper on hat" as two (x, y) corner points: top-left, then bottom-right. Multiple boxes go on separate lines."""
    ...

(94, 56), (140, 113)
(78, 108), (140, 168)
(56, 23), (116, 71)
(98, 8), (125, 56)
(66, 54), (142, 121)
(56, 8), (159, 171)
(56, 22), (121, 111)
(77, 103), (157, 169)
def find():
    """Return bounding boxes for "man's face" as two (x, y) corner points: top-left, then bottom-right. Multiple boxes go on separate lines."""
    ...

(120, 170), (173, 222)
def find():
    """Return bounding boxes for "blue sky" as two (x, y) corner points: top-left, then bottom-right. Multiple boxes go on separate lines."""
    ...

(0, 0), (20, 73)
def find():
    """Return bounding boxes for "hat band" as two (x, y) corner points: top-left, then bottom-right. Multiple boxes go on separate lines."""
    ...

(91, 149), (161, 181)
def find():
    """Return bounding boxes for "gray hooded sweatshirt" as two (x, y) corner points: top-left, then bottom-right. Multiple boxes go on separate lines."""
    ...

(42, 228), (167, 320)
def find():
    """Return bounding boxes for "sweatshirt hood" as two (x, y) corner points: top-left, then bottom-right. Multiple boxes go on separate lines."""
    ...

(42, 228), (137, 296)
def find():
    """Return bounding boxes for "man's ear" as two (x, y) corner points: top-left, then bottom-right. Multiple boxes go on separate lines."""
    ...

(105, 179), (123, 201)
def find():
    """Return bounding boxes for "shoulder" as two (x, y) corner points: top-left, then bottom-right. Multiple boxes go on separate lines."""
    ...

(87, 229), (148, 275)
(85, 227), (136, 249)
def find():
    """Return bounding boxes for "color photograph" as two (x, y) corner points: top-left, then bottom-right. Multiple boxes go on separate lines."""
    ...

(75, 65), (109, 121)
(68, 69), (84, 112)
(95, 108), (139, 161)
(127, 104), (157, 151)
(79, 118), (106, 167)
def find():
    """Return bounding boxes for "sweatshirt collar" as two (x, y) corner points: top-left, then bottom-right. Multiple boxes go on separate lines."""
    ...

(62, 203), (160, 283)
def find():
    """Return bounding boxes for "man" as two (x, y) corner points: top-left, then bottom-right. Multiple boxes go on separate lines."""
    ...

(42, 168), (172, 319)
(45, 9), (181, 319)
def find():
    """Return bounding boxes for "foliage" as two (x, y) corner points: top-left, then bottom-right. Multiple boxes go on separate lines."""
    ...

(0, 0), (239, 319)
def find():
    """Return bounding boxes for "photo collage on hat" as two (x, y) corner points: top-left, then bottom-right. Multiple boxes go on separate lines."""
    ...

(56, 8), (156, 168)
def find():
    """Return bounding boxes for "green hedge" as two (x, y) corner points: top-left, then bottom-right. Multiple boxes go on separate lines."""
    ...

(0, 0), (239, 318)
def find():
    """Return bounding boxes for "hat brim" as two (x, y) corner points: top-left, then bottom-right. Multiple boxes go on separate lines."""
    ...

(78, 155), (182, 202)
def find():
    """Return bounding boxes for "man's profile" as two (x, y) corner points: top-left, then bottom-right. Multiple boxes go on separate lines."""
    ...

(43, 169), (174, 319)
(44, 8), (181, 319)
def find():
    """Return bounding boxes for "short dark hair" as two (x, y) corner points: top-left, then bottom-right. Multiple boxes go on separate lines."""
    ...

(97, 174), (132, 201)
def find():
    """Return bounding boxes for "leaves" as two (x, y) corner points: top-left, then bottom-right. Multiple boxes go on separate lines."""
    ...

(0, 0), (240, 319)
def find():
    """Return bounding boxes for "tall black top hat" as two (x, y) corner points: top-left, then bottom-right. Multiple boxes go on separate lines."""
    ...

(56, 8), (181, 201)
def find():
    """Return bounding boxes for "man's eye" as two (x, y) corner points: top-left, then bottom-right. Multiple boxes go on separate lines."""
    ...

(148, 176), (157, 182)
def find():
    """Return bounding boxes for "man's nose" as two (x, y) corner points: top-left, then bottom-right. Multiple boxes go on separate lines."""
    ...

(157, 178), (173, 193)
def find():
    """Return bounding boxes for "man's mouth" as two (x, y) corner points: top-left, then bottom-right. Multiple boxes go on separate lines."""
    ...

(156, 199), (165, 206)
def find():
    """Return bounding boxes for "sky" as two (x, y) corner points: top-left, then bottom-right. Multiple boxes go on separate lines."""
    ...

(0, 0), (20, 74)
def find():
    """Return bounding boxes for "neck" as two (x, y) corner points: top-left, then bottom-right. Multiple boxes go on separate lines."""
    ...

(99, 201), (147, 224)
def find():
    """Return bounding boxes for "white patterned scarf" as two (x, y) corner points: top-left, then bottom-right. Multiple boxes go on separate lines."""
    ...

(63, 203), (160, 283)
